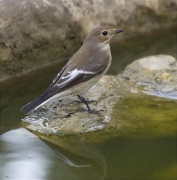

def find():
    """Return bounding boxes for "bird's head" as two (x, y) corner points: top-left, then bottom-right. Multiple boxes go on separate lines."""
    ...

(84, 26), (123, 45)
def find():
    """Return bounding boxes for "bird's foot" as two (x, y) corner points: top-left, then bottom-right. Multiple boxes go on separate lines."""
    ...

(88, 109), (101, 114)
(80, 108), (103, 114)
(65, 112), (74, 118)
(86, 99), (96, 104)
(74, 99), (96, 104)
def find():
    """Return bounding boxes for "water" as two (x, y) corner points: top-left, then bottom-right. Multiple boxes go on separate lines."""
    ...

(0, 27), (177, 179)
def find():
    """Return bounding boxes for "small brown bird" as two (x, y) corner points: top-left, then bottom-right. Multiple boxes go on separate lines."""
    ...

(21, 26), (123, 115)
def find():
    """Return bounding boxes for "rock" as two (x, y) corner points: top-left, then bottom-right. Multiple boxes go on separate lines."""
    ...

(0, 45), (13, 62)
(120, 54), (177, 95)
(1, 0), (177, 80)
(22, 75), (123, 136)
(22, 55), (177, 139)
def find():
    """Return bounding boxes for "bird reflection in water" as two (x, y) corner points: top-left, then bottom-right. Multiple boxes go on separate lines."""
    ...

(41, 135), (107, 180)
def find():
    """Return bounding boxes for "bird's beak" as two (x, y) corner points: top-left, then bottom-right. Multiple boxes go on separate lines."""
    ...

(114, 29), (124, 34)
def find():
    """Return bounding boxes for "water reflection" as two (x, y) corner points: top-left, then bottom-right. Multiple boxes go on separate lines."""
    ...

(39, 136), (107, 180)
(0, 128), (106, 180)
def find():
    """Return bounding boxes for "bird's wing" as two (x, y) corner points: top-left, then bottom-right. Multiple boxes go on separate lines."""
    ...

(39, 64), (68, 98)
(41, 60), (108, 98)
(20, 53), (109, 115)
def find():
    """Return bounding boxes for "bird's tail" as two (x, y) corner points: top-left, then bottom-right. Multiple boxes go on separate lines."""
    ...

(20, 96), (50, 115)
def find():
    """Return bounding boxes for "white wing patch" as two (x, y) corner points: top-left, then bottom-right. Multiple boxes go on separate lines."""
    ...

(57, 69), (95, 87)
(52, 72), (61, 83)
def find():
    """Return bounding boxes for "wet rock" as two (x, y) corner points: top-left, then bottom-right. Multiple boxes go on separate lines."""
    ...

(0, 0), (177, 80)
(22, 55), (177, 139)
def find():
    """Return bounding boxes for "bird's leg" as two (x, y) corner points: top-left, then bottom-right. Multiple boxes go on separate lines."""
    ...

(76, 95), (83, 103)
(77, 95), (91, 111)
(65, 112), (74, 118)
(77, 95), (100, 114)
(77, 95), (95, 104)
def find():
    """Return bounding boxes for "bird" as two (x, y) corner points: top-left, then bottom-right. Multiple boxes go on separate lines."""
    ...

(20, 26), (123, 115)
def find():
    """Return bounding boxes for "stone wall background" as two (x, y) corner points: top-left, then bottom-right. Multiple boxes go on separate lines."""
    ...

(0, 0), (177, 80)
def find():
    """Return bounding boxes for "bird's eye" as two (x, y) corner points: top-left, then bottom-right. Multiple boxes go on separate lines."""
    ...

(101, 31), (108, 36)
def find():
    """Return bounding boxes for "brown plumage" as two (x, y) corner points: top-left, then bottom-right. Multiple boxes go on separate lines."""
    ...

(21, 26), (123, 115)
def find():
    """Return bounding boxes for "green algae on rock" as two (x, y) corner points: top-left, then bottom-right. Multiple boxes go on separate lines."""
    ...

(114, 94), (177, 138)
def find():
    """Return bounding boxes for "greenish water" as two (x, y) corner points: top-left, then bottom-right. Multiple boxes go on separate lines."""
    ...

(0, 27), (177, 179)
